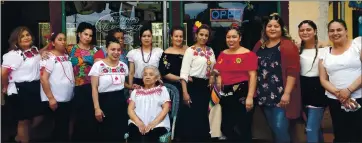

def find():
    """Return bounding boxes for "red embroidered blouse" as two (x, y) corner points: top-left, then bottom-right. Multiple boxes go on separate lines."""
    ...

(214, 51), (258, 85)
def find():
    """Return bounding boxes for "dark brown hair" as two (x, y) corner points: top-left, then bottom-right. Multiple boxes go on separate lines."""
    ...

(298, 20), (318, 73)
(8, 26), (34, 51)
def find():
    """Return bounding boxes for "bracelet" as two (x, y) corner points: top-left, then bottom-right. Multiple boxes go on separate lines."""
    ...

(347, 88), (352, 93)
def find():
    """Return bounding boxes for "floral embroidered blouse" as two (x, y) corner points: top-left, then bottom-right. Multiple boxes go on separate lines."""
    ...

(180, 46), (216, 82)
(67, 44), (97, 86)
(158, 53), (183, 83)
(256, 42), (284, 107)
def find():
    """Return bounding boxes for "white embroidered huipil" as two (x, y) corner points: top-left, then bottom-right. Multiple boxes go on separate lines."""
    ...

(126, 47), (163, 79)
(88, 60), (129, 93)
(40, 54), (75, 102)
(128, 85), (171, 131)
(180, 46), (216, 82)
(1, 46), (41, 95)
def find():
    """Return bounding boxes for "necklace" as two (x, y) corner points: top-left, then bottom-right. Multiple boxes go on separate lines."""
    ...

(141, 46), (152, 63)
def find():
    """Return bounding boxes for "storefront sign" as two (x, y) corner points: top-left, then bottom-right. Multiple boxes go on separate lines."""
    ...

(210, 9), (243, 22)
(95, 12), (143, 34)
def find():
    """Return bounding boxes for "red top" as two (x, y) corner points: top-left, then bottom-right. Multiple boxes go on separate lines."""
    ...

(93, 50), (105, 59)
(214, 51), (258, 85)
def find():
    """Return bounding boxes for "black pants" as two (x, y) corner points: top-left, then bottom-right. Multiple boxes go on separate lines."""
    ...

(47, 102), (71, 142)
(176, 77), (211, 142)
(328, 98), (362, 142)
(71, 84), (98, 142)
(220, 81), (254, 142)
(128, 124), (167, 143)
(98, 90), (128, 142)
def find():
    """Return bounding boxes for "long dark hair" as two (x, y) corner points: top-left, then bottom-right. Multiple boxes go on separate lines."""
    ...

(298, 20), (318, 73)
(261, 13), (291, 48)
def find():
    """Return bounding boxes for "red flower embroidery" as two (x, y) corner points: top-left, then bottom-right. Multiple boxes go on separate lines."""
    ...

(119, 63), (123, 66)
(9, 76), (12, 80)
(120, 68), (125, 73)
(194, 51), (198, 56)
(103, 68), (108, 73)
(112, 69), (117, 72)
(100, 63), (105, 66)
(31, 48), (38, 55)
(115, 77), (118, 80)
(200, 53), (205, 57)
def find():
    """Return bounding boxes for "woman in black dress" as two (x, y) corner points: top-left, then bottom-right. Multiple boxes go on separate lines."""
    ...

(158, 26), (187, 141)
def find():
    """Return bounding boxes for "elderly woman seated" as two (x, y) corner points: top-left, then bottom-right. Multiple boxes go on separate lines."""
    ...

(127, 66), (171, 142)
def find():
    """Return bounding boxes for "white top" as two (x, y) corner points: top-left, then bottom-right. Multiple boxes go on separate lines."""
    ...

(300, 48), (327, 77)
(128, 85), (171, 131)
(126, 47), (163, 79)
(1, 46), (41, 95)
(320, 38), (362, 99)
(88, 60), (129, 93)
(40, 53), (75, 102)
(180, 46), (216, 82)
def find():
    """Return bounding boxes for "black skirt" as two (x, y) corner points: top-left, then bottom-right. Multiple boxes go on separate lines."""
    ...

(71, 84), (98, 142)
(13, 80), (45, 120)
(98, 89), (128, 142)
(300, 76), (327, 107)
(175, 77), (211, 142)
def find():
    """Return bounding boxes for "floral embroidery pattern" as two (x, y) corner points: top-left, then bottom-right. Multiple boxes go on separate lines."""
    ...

(67, 44), (96, 86)
(99, 63), (126, 75)
(235, 58), (242, 64)
(162, 55), (171, 69)
(21, 47), (39, 60)
(54, 56), (69, 63)
(191, 46), (213, 77)
(135, 85), (163, 96)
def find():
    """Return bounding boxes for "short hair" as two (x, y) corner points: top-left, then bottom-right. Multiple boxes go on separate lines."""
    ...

(142, 65), (160, 78)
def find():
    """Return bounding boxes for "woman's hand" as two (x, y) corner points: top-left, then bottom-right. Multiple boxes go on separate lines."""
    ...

(145, 121), (158, 134)
(48, 98), (58, 111)
(40, 50), (50, 60)
(182, 92), (192, 108)
(277, 93), (290, 108)
(338, 88), (351, 103)
(245, 97), (254, 112)
(95, 108), (105, 122)
(136, 122), (147, 135)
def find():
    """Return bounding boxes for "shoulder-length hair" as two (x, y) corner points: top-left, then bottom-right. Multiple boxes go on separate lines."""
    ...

(8, 26), (34, 51)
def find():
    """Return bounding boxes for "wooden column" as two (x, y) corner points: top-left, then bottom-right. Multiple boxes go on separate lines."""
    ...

(171, 1), (181, 27)
(49, 1), (62, 33)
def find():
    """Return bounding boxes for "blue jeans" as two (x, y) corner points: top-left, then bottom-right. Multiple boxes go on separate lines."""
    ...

(305, 107), (325, 143)
(263, 107), (290, 143)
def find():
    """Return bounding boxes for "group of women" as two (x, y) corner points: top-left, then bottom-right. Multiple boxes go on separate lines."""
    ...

(1, 12), (361, 143)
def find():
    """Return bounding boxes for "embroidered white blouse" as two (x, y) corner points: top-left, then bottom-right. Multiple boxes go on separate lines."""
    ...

(320, 37), (362, 99)
(126, 47), (163, 79)
(40, 53), (75, 102)
(1, 46), (41, 95)
(128, 85), (171, 131)
(88, 60), (129, 93)
(180, 46), (216, 82)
